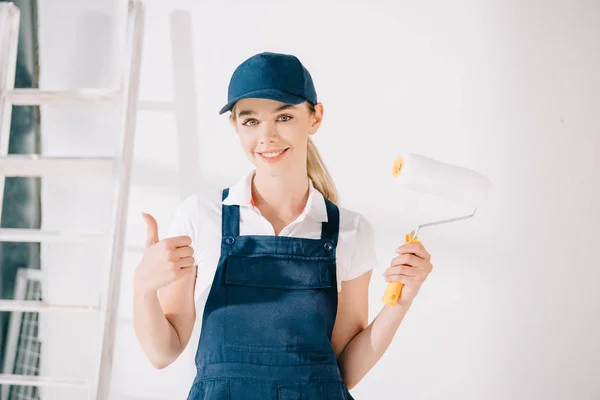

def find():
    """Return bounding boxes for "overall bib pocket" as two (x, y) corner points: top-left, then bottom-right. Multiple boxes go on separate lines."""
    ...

(223, 254), (334, 352)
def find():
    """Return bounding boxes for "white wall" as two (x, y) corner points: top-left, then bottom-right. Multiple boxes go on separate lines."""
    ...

(35, 0), (600, 399)
(36, 0), (123, 399)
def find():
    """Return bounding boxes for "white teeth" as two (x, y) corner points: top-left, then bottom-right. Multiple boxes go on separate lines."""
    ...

(261, 150), (285, 158)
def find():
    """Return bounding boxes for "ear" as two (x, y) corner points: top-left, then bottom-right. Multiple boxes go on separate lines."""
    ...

(308, 102), (324, 136)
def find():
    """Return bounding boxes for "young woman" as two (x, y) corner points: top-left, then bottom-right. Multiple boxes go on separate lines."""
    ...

(133, 52), (433, 399)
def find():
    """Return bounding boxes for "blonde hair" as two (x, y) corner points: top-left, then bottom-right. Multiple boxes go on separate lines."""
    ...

(306, 129), (338, 204)
(230, 102), (339, 204)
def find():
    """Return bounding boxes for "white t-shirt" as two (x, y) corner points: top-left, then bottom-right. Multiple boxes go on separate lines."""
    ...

(167, 170), (379, 319)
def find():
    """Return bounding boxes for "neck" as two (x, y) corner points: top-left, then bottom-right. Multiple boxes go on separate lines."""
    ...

(251, 167), (309, 219)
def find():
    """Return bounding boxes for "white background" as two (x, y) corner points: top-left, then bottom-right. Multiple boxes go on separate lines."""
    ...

(32, 0), (599, 399)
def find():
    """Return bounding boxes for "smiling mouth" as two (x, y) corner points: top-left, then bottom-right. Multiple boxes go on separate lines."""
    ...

(257, 148), (289, 158)
(255, 148), (290, 164)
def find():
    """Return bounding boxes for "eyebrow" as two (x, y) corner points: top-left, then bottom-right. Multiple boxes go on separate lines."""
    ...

(237, 104), (296, 118)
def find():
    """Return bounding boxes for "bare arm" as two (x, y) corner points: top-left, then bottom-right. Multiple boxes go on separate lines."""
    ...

(333, 273), (413, 390)
(132, 212), (197, 369)
(333, 242), (433, 389)
(133, 267), (196, 369)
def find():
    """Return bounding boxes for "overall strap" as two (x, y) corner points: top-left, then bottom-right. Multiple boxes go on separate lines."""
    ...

(221, 188), (240, 238)
(320, 199), (340, 244)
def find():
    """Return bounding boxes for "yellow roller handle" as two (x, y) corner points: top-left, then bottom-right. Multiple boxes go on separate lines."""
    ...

(382, 232), (422, 306)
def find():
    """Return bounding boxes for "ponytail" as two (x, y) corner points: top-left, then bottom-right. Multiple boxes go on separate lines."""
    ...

(307, 136), (338, 204)
(305, 102), (338, 204)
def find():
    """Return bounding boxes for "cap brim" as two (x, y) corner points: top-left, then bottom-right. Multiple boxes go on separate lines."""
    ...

(219, 89), (307, 115)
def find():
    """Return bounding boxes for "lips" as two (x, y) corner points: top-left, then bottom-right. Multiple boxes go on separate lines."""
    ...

(259, 149), (287, 158)
(256, 148), (289, 163)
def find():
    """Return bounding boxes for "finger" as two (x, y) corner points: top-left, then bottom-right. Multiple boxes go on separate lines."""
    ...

(165, 235), (193, 248)
(392, 253), (433, 270)
(396, 243), (430, 260)
(384, 265), (417, 277)
(390, 254), (421, 268)
(173, 264), (197, 281)
(424, 261), (433, 273)
(172, 246), (194, 259)
(384, 274), (418, 284)
(396, 243), (431, 260)
(174, 256), (196, 269)
(142, 212), (159, 247)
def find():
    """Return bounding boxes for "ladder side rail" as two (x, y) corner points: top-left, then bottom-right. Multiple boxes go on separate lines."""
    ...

(0, 3), (20, 225)
(94, 2), (146, 399)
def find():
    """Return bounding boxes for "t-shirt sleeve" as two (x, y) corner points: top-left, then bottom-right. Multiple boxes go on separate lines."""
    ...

(165, 194), (205, 308)
(346, 214), (379, 281)
(166, 194), (198, 249)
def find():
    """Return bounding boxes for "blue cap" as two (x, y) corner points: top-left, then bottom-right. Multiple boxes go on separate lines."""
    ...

(219, 52), (317, 115)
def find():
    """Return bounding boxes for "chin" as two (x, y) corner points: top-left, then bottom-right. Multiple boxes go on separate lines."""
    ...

(257, 163), (284, 175)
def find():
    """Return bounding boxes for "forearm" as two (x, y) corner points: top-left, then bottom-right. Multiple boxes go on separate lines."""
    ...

(132, 286), (183, 369)
(337, 300), (413, 389)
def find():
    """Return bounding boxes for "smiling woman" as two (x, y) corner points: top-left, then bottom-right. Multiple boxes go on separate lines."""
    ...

(231, 99), (338, 205)
(132, 51), (433, 400)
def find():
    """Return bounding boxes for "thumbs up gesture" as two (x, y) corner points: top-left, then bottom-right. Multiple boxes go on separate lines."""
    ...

(134, 212), (197, 295)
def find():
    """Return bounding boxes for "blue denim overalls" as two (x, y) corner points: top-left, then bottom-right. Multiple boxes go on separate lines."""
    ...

(186, 188), (354, 399)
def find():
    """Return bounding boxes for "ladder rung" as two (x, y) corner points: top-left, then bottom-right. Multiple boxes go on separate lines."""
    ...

(0, 373), (91, 389)
(5, 88), (122, 105)
(0, 155), (115, 177)
(0, 228), (105, 243)
(0, 300), (99, 313)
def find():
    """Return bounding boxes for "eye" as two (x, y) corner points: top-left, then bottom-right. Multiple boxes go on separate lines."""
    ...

(242, 118), (258, 126)
(278, 115), (292, 122)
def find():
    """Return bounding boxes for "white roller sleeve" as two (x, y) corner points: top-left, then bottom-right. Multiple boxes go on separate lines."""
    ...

(392, 153), (491, 209)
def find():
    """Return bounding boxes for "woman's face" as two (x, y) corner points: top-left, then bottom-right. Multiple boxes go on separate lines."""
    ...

(233, 98), (323, 174)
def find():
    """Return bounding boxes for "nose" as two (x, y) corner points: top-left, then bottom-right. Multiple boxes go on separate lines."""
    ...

(258, 120), (278, 143)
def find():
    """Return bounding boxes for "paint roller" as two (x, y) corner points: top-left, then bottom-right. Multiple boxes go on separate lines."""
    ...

(382, 153), (491, 306)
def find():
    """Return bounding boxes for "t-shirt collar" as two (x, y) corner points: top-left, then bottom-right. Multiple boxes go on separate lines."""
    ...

(222, 170), (328, 222)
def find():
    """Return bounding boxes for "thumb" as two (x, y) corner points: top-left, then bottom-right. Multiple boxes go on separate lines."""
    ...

(142, 212), (159, 247)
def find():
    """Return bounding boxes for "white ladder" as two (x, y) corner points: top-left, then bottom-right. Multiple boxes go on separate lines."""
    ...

(0, 1), (145, 399)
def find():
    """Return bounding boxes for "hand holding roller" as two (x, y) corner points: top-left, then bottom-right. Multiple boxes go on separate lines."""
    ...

(382, 153), (491, 306)
(382, 231), (422, 306)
